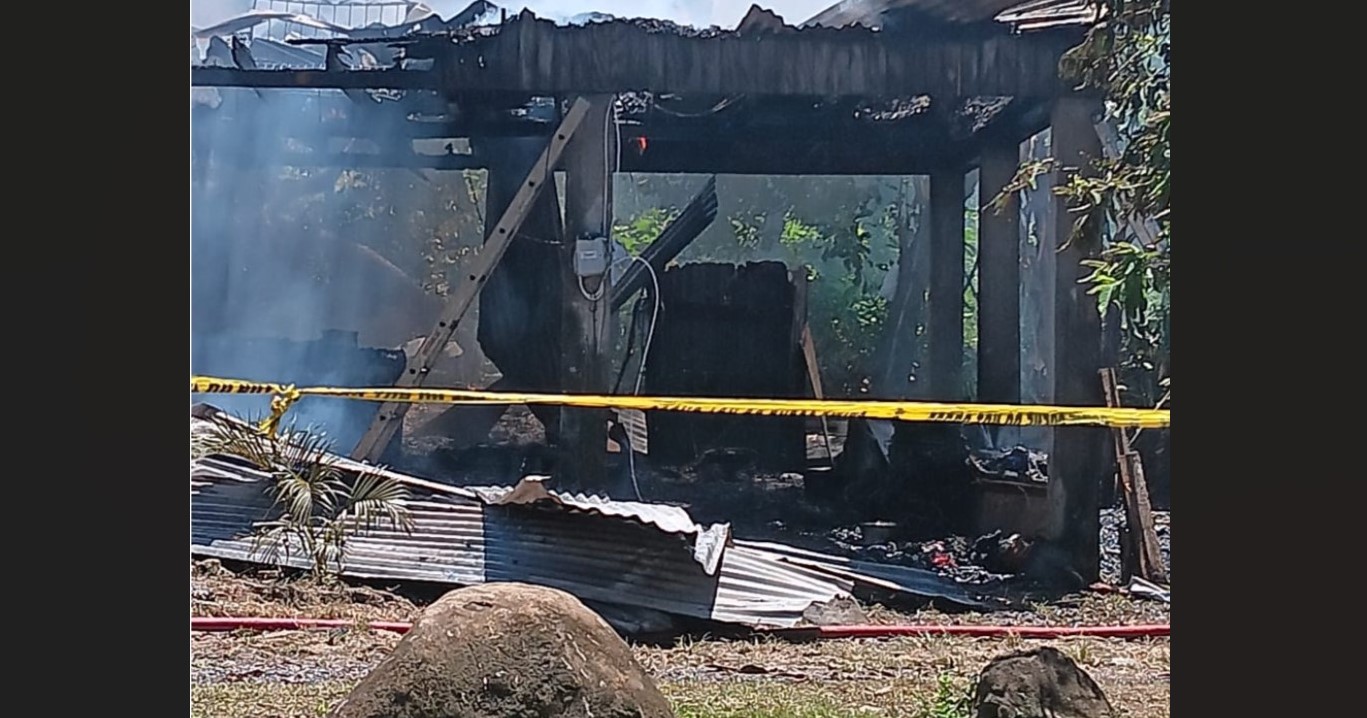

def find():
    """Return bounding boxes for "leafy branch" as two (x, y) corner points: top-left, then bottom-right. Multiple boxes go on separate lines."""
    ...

(202, 415), (414, 578)
(990, 0), (1170, 383)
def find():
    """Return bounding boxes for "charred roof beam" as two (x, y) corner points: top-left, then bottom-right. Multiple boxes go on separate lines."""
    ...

(191, 67), (439, 90)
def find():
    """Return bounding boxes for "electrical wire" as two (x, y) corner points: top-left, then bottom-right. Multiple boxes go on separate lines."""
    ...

(629, 255), (661, 396)
(614, 256), (660, 503)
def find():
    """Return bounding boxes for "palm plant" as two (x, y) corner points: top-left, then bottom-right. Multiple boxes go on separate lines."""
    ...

(201, 414), (414, 578)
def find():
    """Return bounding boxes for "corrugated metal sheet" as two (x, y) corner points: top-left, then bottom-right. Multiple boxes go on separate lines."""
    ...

(190, 408), (985, 628)
(734, 540), (986, 608)
(473, 480), (731, 574)
(805, 0), (1094, 29)
(191, 459), (847, 627)
(995, 0), (1101, 30)
(194, 408), (730, 573)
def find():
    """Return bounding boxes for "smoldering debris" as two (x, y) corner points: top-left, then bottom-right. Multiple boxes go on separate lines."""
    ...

(970, 446), (1049, 485)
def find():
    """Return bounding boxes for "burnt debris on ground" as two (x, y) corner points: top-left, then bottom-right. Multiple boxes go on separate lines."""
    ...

(394, 404), (1170, 606)
(192, 405), (995, 637)
(193, 402), (1169, 636)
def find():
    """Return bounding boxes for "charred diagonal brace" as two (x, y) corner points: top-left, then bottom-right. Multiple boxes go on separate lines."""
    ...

(349, 97), (593, 463)
(608, 176), (718, 312)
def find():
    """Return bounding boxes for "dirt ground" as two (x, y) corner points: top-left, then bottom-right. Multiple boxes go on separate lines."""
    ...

(190, 561), (1170, 718)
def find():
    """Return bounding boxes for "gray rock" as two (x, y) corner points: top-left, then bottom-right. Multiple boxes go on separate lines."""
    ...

(973, 646), (1115, 718)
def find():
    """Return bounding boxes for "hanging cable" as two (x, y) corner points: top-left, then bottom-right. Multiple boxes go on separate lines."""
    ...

(629, 256), (661, 396)
(612, 294), (647, 394)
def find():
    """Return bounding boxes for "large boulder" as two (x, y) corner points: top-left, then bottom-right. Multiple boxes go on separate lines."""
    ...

(329, 583), (674, 718)
(973, 646), (1115, 718)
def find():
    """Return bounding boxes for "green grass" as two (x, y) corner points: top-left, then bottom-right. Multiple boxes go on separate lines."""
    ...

(190, 675), (974, 718)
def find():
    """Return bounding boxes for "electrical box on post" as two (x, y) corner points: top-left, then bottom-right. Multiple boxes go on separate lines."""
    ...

(574, 234), (609, 278)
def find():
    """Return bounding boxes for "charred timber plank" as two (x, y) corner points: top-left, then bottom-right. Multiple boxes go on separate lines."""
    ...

(1123, 453), (1167, 583)
(212, 151), (484, 170)
(623, 141), (976, 175)
(440, 20), (1075, 98)
(349, 97), (592, 463)
(210, 143), (971, 175)
(927, 168), (966, 401)
(191, 67), (438, 90)
(1101, 368), (1167, 584)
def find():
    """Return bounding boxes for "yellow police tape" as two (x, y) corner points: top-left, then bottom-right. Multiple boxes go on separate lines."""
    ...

(191, 376), (1170, 429)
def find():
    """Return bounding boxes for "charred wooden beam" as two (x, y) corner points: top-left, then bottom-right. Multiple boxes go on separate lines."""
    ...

(621, 139), (976, 175)
(431, 17), (1077, 99)
(207, 150), (484, 170)
(927, 168), (967, 401)
(191, 67), (439, 90)
(976, 139), (1022, 407)
(609, 176), (718, 312)
(472, 132), (569, 442)
(193, 20), (1079, 100)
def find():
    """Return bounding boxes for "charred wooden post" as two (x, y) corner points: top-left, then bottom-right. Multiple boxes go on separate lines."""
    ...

(472, 135), (568, 442)
(976, 140), (1023, 409)
(1047, 96), (1107, 582)
(927, 169), (966, 401)
(349, 99), (592, 462)
(558, 95), (617, 492)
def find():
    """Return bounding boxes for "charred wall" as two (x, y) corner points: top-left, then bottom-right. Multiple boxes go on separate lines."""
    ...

(644, 261), (806, 470)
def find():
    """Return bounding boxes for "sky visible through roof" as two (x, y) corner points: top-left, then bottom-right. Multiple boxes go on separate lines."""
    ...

(190, 0), (839, 31)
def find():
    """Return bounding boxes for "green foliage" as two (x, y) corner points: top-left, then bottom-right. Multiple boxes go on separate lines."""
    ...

(920, 673), (974, 718)
(992, 0), (1171, 396)
(202, 415), (414, 578)
(1069, 0), (1171, 396)
(614, 207), (678, 256)
(730, 212), (767, 252)
(615, 176), (917, 397)
(762, 210), (894, 396)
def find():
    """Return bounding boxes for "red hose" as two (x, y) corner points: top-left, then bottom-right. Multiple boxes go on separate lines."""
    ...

(190, 616), (1169, 639)
(803, 624), (1169, 639)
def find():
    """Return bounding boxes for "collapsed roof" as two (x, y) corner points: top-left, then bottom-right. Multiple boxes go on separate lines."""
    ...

(190, 404), (985, 632)
(190, 2), (1096, 175)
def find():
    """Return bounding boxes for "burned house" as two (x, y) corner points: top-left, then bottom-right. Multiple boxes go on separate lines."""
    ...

(191, 0), (1113, 580)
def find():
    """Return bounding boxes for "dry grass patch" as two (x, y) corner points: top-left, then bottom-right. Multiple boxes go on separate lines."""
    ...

(189, 632), (1167, 718)
(191, 560), (418, 623)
